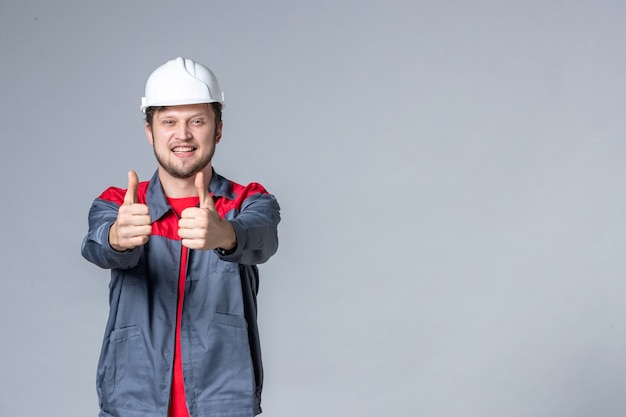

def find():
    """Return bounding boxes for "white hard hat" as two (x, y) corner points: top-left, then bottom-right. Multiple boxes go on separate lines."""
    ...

(140, 57), (225, 113)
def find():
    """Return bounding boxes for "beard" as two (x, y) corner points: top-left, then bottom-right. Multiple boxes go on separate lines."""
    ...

(153, 144), (216, 179)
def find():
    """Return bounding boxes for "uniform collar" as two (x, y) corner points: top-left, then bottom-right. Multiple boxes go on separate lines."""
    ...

(146, 168), (234, 221)
(208, 169), (235, 199)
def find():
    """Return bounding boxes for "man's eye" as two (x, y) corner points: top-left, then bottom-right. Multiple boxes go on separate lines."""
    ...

(192, 119), (204, 125)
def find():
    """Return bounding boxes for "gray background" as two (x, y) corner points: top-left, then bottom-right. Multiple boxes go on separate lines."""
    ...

(1, 1), (625, 416)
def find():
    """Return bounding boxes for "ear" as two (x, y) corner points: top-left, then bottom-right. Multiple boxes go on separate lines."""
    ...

(145, 122), (154, 146)
(215, 121), (223, 144)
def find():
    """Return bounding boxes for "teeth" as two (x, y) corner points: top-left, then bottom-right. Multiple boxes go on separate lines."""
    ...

(173, 147), (194, 152)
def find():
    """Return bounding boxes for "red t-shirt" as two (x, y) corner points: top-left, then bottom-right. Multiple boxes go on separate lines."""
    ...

(167, 196), (199, 417)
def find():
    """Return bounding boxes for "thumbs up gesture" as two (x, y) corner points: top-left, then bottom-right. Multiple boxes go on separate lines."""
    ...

(109, 170), (153, 252)
(178, 172), (237, 251)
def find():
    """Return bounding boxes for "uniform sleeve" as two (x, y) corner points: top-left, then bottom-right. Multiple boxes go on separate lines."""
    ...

(81, 197), (142, 270)
(218, 192), (281, 266)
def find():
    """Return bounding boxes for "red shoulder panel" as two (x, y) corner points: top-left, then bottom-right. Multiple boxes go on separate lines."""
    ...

(99, 181), (150, 205)
(214, 182), (269, 216)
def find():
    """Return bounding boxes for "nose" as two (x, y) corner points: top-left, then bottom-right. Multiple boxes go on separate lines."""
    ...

(175, 123), (192, 140)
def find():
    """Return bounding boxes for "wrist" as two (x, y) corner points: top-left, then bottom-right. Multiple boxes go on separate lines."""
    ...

(216, 222), (237, 254)
(222, 223), (237, 250)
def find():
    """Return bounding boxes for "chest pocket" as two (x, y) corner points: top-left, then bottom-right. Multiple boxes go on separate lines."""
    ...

(187, 249), (239, 280)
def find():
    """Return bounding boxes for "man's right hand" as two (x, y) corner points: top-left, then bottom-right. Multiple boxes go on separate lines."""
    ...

(109, 170), (152, 252)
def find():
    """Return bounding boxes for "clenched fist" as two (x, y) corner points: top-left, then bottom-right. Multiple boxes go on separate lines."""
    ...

(109, 170), (152, 252)
(178, 172), (237, 251)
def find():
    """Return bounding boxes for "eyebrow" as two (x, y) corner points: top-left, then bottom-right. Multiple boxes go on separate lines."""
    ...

(158, 112), (208, 119)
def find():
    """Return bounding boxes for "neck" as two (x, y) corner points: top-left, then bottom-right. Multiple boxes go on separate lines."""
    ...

(158, 165), (213, 198)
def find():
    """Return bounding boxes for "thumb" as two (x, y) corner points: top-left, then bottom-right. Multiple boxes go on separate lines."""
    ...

(195, 172), (214, 209)
(124, 170), (139, 205)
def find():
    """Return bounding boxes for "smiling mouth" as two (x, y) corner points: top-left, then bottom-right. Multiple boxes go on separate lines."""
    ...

(172, 146), (196, 154)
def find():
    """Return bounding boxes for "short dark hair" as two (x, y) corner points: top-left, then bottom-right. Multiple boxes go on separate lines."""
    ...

(145, 102), (223, 128)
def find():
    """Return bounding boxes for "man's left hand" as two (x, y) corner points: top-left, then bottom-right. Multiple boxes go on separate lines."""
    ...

(178, 172), (237, 251)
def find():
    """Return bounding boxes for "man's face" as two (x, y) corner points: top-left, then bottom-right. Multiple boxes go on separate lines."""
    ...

(145, 103), (222, 179)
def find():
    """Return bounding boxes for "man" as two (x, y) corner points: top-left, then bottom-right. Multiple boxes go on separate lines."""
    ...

(81, 57), (280, 417)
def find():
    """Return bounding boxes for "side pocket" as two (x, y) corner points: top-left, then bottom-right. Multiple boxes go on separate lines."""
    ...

(102, 325), (149, 409)
(196, 313), (255, 402)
